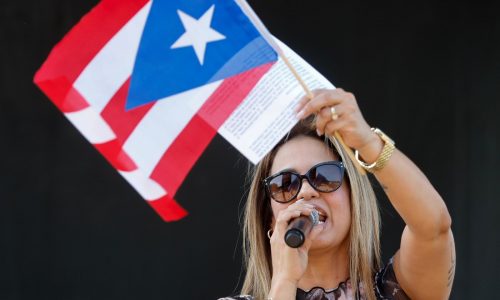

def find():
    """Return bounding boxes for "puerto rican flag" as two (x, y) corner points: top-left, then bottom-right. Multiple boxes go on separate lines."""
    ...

(34, 0), (278, 221)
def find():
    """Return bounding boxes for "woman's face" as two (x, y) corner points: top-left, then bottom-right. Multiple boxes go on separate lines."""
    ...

(269, 135), (351, 252)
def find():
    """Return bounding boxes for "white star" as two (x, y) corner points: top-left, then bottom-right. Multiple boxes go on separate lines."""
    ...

(170, 5), (226, 65)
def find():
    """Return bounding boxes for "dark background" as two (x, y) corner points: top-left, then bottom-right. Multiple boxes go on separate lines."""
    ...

(1, 0), (499, 299)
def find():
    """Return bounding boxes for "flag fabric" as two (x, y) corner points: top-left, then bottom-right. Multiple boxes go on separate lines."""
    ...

(127, 0), (277, 109)
(34, 0), (278, 221)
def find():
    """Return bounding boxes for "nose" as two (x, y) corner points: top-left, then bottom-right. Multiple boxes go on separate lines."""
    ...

(296, 178), (320, 201)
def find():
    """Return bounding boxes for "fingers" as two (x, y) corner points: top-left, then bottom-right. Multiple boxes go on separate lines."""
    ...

(323, 119), (349, 136)
(295, 88), (350, 119)
(272, 200), (315, 240)
(303, 223), (325, 250)
(296, 92), (339, 119)
(315, 104), (346, 135)
(294, 88), (331, 114)
(294, 95), (311, 114)
(294, 88), (372, 148)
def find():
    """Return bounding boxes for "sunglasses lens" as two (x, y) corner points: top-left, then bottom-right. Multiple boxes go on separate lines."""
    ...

(310, 164), (342, 192)
(268, 173), (300, 202)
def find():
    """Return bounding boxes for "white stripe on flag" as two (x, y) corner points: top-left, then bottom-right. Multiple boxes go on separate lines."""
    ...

(73, 2), (152, 113)
(123, 81), (222, 177)
(65, 107), (116, 144)
(119, 169), (167, 200)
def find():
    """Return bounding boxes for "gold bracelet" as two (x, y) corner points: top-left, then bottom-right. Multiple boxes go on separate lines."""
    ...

(355, 128), (395, 173)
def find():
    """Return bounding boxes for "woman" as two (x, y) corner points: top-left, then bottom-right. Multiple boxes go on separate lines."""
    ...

(220, 89), (455, 300)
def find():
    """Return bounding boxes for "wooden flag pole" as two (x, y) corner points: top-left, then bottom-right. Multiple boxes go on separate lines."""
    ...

(279, 54), (367, 175)
(235, 0), (365, 174)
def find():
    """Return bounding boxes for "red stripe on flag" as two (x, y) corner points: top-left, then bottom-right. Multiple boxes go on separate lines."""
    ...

(37, 81), (90, 113)
(34, 0), (148, 111)
(150, 63), (274, 196)
(94, 141), (138, 171)
(150, 114), (216, 195)
(147, 195), (188, 222)
(100, 79), (154, 144)
(197, 63), (273, 128)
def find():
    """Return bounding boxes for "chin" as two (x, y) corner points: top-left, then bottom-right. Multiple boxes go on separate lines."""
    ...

(309, 228), (349, 252)
(310, 235), (338, 250)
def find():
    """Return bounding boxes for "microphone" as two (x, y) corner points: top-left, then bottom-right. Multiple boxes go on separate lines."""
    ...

(284, 209), (319, 248)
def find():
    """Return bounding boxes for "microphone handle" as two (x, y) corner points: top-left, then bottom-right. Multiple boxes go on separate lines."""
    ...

(284, 211), (318, 248)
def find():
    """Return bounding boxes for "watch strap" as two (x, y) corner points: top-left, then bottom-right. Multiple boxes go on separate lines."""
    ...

(355, 128), (395, 173)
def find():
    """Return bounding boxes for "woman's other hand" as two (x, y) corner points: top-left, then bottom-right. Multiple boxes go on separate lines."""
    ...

(295, 88), (376, 152)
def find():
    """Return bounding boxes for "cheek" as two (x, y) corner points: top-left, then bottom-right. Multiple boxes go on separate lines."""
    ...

(330, 198), (350, 218)
(327, 188), (352, 224)
(270, 201), (283, 226)
(269, 200), (297, 229)
(335, 200), (351, 225)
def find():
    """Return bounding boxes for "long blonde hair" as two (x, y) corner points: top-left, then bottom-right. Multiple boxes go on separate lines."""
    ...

(240, 118), (381, 300)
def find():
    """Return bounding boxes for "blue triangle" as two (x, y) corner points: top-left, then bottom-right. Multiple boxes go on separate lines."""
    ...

(126, 0), (277, 110)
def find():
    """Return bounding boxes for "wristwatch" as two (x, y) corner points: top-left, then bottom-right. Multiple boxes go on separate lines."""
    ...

(355, 128), (395, 173)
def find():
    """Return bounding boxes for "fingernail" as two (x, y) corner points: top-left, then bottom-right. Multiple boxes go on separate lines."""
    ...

(296, 110), (305, 119)
(316, 129), (322, 136)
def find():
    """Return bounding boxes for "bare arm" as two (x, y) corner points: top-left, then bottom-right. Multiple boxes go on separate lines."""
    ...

(297, 88), (456, 299)
(358, 139), (455, 300)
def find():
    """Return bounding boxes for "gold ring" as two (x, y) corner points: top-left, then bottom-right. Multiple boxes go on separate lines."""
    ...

(330, 106), (339, 120)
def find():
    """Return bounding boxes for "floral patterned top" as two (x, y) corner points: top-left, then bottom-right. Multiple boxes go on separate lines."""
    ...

(218, 257), (410, 300)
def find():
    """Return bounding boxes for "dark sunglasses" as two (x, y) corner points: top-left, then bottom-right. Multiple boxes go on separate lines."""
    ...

(263, 161), (345, 203)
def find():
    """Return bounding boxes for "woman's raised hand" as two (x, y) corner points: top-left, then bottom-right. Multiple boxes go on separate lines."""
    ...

(295, 88), (376, 152)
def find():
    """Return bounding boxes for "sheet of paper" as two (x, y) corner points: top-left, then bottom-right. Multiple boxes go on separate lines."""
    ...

(218, 40), (335, 164)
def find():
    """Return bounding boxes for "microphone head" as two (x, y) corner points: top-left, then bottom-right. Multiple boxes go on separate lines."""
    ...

(284, 209), (319, 248)
(310, 209), (319, 226)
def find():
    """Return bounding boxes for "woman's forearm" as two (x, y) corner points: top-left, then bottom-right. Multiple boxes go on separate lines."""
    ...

(357, 134), (452, 239)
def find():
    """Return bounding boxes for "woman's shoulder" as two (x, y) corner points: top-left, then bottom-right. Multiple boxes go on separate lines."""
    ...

(374, 256), (410, 299)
